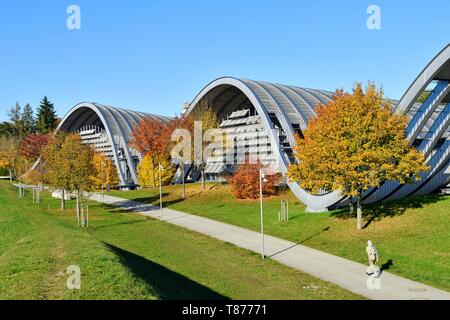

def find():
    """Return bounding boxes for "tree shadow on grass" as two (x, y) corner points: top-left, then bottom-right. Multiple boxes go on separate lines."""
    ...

(331, 194), (447, 229)
(92, 219), (149, 230)
(126, 193), (169, 204)
(104, 242), (229, 300)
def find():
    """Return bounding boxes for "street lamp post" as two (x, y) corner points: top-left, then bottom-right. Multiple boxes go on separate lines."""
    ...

(259, 168), (268, 259)
(181, 162), (186, 199)
(159, 162), (164, 221)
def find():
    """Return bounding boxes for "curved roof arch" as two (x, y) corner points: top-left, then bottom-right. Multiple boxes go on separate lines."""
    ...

(42, 102), (168, 186)
(188, 77), (342, 212)
(396, 44), (450, 115)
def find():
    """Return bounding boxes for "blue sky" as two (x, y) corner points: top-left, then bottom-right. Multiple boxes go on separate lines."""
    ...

(0, 0), (449, 121)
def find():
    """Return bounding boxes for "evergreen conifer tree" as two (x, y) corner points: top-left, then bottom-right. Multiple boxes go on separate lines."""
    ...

(36, 96), (57, 133)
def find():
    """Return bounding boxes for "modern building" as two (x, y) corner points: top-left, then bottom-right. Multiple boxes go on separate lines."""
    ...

(45, 44), (450, 212)
(34, 102), (170, 186)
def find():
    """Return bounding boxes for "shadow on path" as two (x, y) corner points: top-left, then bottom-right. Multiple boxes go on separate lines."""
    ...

(104, 242), (229, 300)
(380, 259), (394, 274)
(268, 226), (330, 258)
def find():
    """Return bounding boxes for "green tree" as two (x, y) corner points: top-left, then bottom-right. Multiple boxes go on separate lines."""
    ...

(21, 103), (35, 135)
(36, 96), (57, 133)
(288, 83), (429, 230)
(8, 102), (22, 137)
(0, 122), (14, 137)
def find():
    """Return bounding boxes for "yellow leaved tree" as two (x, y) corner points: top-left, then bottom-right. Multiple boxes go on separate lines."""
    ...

(137, 153), (175, 188)
(0, 136), (20, 181)
(0, 159), (8, 170)
(288, 83), (429, 230)
(90, 152), (119, 190)
(191, 102), (219, 190)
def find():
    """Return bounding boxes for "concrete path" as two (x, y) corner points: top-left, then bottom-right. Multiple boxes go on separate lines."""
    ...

(92, 193), (450, 300)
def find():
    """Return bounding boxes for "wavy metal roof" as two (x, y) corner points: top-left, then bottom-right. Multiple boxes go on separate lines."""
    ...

(55, 102), (170, 186)
(59, 103), (169, 144)
(188, 71), (450, 211)
(32, 44), (450, 208)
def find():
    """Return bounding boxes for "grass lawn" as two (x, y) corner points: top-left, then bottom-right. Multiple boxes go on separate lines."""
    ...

(0, 180), (361, 300)
(109, 182), (450, 292)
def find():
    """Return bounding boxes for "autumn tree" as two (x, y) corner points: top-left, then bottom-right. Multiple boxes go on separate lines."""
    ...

(42, 133), (69, 209)
(288, 83), (429, 230)
(190, 102), (219, 190)
(0, 160), (8, 176)
(43, 133), (95, 221)
(228, 162), (280, 199)
(90, 152), (119, 190)
(61, 134), (95, 227)
(130, 116), (169, 189)
(19, 133), (49, 161)
(165, 115), (195, 198)
(0, 136), (20, 181)
(192, 102), (219, 131)
(137, 153), (175, 188)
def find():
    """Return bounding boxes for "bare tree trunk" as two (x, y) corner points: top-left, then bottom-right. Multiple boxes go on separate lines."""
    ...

(349, 197), (354, 216)
(151, 158), (156, 189)
(76, 194), (80, 227)
(81, 207), (85, 228)
(78, 192), (85, 227)
(356, 199), (362, 230)
(61, 189), (65, 210)
(201, 168), (205, 191)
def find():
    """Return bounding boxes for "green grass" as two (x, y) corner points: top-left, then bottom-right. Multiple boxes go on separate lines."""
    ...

(0, 181), (361, 300)
(110, 182), (450, 292)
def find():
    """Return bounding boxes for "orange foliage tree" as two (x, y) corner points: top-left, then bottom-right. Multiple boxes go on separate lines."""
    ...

(288, 83), (429, 230)
(228, 162), (280, 199)
(130, 115), (194, 189)
(130, 117), (170, 189)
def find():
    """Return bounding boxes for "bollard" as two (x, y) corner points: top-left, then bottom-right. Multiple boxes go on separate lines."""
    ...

(279, 200), (289, 222)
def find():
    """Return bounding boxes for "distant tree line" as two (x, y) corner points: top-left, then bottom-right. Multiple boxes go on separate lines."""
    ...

(0, 96), (58, 180)
(0, 96), (58, 138)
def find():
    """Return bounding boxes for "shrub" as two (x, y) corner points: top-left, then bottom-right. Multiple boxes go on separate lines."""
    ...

(228, 162), (280, 199)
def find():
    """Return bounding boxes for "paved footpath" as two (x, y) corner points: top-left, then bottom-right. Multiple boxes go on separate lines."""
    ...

(92, 193), (450, 300)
